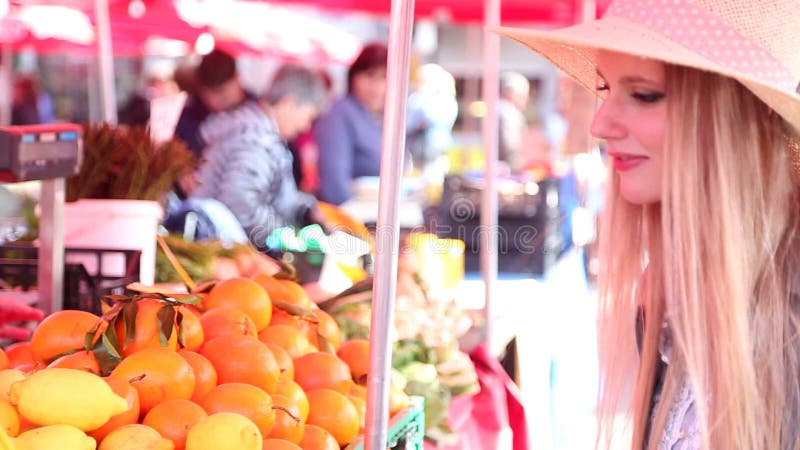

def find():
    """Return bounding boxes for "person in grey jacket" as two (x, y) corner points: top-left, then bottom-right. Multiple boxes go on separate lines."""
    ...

(192, 65), (326, 249)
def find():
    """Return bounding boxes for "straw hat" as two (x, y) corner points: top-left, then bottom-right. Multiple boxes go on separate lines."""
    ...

(491, 0), (800, 134)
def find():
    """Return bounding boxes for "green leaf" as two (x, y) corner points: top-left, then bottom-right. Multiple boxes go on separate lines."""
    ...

(122, 300), (139, 348)
(44, 348), (79, 365)
(93, 334), (123, 376)
(191, 280), (218, 294)
(176, 310), (186, 349)
(316, 333), (336, 354)
(273, 259), (299, 281)
(173, 294), (204, 306)
(272, 301), (317, 321)
(103, 294), (133, 303)
(156, 305), (176, 347)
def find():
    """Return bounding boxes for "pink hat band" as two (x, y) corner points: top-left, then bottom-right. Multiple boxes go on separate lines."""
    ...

(607, 0), (796, 92)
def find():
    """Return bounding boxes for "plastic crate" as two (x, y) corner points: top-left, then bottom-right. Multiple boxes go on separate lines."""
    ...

(0, 243), (140, 314)
(348, 396), (425, 450)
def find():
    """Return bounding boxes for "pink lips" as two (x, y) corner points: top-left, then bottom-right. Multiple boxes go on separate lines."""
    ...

(610, 153), (648, 171)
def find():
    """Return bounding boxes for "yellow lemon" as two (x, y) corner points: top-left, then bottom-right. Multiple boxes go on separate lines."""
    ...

(0, 400), (19, 437)
(14, 424), (95, 450)
(185, 413), (262, 450)
(9, 368), (128, 431)
(99, 424), (174, 450)
(0, 428), (12, 450)
(0, 371), (25, 402)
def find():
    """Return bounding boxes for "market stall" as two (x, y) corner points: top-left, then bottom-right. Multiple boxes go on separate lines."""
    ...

(0, 1), (610, 449)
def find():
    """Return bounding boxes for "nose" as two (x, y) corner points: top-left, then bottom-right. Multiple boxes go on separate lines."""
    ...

(590, 96), (626, 141)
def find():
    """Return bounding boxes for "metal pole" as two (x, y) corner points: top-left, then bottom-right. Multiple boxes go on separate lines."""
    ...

(364, 0), (415, 448)
(0, 44), (12, 126)
(481, 0), (500, 351)
(38, 178), (65, 315)
(94, 0), (117, 124)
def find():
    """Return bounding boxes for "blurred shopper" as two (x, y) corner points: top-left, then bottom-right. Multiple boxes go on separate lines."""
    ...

(174, 48), (253, 156)
(498, 71), (530, 173)
(288, 69), (334, 193)
(11, 77), (41, 125)
(498, 0), (800, 448)
(314, 43), (388, 205)
(191, 65), (327, 248)
(119, 66), (180, 127)
(406, 63), (458, 173)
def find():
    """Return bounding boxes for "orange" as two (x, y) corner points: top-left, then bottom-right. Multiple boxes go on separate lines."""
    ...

(46, 350), (99, 374)
(258, 325), (315, 359)
(253, 274), (314, 310)
(0, 349), (8, 370)
(17, 415), (36, 434)
(262, 438), (303, 450)
(305, 389), (359, 446)
(347, 384), (367, 403)
(200, 306), (258, 341)
(293, 352), (351, 393)
(88, 376), (140, 442)
(204, 278), (272, 331)
(269, 310), (312, 334)
(200, 334), (280, 393)
(347, 395), (366, 431)
(306, 310), (341, 351)
(177, 306), (204, 352)
(178, 350), (218, 402)
(143, 399), (207, 450)
(336, 339), (369, 380)
(115, 298), (178, 358)
(199, 382), (275, 437)
(5, 342), (37, 368)
(266, 394), (304, 444)
(274, 380), (309, 423)
(298, 424), (339, 450)
(30, 310), (100, 362)
(264, 342), (294, 382)
(110, 347), (195, 414)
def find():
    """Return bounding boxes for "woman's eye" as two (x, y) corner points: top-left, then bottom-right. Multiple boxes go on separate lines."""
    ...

(632, 92), (665, 103)
(596, 83), (609, 92)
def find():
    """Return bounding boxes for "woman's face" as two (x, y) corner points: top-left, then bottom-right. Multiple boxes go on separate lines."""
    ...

(591, 51), (667, 205)
(352, 67), (387, 114)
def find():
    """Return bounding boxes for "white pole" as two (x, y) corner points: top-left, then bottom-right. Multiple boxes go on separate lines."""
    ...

(481, 0), (500, 351)
(0, 44), (11, 126)
(364, 0), (415, 448)
(94, 0), (117, 124)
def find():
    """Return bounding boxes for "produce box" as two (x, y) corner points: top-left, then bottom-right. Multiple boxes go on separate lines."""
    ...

(348, 396), (425, 450)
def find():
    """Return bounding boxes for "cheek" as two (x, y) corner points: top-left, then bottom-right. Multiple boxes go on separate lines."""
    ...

(634, 110), (666, 155)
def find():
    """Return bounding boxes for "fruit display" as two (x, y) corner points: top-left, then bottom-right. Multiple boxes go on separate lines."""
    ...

(0, 272), (414, 449)
(320, 242), (480, 442)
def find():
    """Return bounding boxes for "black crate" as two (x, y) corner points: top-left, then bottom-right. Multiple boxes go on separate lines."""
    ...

(0, 243), (140, 314)
(436, 175), (564, 276)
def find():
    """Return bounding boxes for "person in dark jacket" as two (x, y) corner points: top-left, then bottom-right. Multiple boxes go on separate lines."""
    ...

(174, 48), (252, 156)
(191, 65), (327, 249)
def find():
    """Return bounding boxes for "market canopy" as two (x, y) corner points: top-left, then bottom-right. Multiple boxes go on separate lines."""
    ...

(270, 0), (611, 25)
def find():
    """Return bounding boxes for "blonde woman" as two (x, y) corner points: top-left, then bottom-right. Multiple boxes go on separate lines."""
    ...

(495, 0), (800, 449)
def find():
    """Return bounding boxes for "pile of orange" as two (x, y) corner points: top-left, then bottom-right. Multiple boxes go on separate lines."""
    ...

(0, 274), (411, 449)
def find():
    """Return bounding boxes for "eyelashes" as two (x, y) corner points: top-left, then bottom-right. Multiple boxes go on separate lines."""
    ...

(595, 83), (665, 104)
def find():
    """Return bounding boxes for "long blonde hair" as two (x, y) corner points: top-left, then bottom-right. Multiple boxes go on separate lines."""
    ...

(595, 65), (800, 449)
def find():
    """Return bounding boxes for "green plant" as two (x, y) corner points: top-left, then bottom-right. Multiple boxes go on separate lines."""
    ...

(66, 123), (196, 202)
